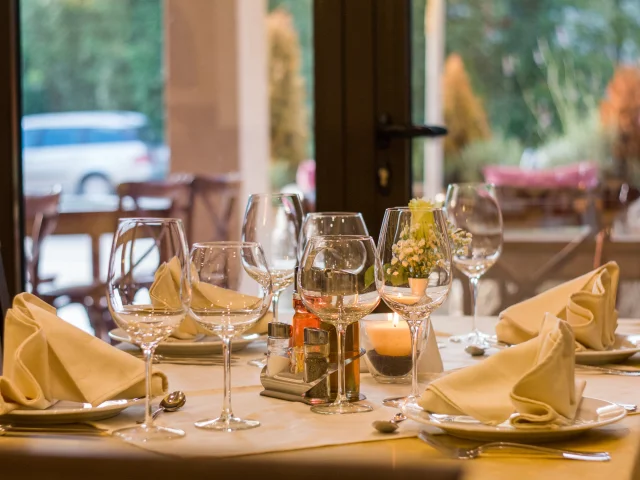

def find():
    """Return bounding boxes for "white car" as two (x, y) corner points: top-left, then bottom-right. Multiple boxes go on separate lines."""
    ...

(22, 111), (168, 195)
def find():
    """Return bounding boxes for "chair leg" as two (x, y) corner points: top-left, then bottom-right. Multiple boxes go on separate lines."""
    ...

(86, 306), (109, 342)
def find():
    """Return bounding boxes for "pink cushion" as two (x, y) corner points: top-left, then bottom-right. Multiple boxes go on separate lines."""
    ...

(483, 162), (599, 189)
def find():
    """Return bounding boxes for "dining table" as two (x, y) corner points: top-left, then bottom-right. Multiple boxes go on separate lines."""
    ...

(2, 314), (640, 480)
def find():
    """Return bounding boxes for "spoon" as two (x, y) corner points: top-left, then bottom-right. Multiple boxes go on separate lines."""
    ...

(137, 391), (187, 424)
(372, 412), (407, 433)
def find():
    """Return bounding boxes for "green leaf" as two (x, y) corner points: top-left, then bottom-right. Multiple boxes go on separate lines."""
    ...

(364, 265), (375, 289)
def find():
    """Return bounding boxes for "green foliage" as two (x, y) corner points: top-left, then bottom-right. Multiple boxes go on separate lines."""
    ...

(21, 0), (164, 140)
(268, 0), (314, 158)
(267, 8), (309, 178)
(448, 133), (523, 183)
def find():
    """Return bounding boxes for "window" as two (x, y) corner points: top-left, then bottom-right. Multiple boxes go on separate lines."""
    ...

(40, 128), (84, 147)
(22, 129), (41, 147)
(86, 128), (137, 144)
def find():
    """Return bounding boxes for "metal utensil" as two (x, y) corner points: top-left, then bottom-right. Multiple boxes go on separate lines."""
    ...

(152, 391), (186, 420)
(372, 412), (407, 433)
(620, 403), (638, 413)
(576, 365), (640, 376)
(137, 390), (187, 424)
(418, 431), (610, 461)
(0, 424), (109, 437)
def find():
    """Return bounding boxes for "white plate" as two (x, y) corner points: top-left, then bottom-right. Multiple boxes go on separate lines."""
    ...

(403, 397), (626, 442)
(0, 398), (141, 424)
(108, 329), (263, 355)
(575, 334), (640, 365)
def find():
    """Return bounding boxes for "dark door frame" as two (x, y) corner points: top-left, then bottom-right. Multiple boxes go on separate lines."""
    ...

(0, 0), (24, 300)
(314, 0), (412, 237)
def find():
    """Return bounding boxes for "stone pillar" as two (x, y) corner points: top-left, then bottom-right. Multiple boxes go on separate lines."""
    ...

(164, 0), (269, 242)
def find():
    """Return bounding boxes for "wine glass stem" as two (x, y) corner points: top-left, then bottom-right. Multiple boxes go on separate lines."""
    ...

(469, 276), (479, 334)
(220, 335), (234, 422)
(408, 319), (425, 399)
(142, 347), (154, 427)
(335, 324), (348, 405)
(271, 291), (281, 323)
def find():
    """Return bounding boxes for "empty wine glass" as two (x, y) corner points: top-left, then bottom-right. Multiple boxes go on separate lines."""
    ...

(377, 207), (452, 408)
(190, 242), (272, 431)
(107, 218), (191, 442)
(445, 183), (503, 346)
(298, 212), (368, 259)
(298, 235), (381, 414)
(242, 193), (304, 322)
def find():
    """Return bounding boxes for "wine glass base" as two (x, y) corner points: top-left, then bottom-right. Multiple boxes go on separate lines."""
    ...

(449, 330), (492, 347)
(113, 424), (185, 443)
(194, 416), (260, 432)
(311, 402), (372, 415)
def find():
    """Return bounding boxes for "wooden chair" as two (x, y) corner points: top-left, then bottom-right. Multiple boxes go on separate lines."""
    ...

(24, 188), (61, 295)
(189, 172), (241, 243)
(117, 175), (194, 232)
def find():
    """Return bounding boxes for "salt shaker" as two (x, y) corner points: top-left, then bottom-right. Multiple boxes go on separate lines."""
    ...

(304, 328), (330, 399)
(267, 322), (292, 376)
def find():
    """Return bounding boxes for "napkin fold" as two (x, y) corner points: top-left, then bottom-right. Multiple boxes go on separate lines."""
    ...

(0, 293), (167, 415)
(420, 313), (585, 427)
(148, 257), (271, 339)
(496, 262), (619, 350)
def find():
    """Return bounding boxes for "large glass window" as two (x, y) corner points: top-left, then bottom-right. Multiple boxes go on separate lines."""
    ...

(20, 0), (314, 335)
(412, 0), (640, 318)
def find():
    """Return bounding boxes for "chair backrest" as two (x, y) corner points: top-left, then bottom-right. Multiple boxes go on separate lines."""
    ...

(24, 189), (61, 294)
(117, 176), (194, 231)
(190, 172), (242, 243)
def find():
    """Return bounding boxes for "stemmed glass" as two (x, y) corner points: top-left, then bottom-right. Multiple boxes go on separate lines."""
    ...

(298, 212), (369, 258)
(445, 183), (503, 346)
(298, 235), (381, 414)
(190, 242), (272, 431)
(242, 193), (304, 322)
(107, 218), (191, 442)
(376, 207), (453, 408)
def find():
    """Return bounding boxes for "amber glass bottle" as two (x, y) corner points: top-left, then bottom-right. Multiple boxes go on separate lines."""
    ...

(320, 321), (360, 401)
(291, 293), (321, 373)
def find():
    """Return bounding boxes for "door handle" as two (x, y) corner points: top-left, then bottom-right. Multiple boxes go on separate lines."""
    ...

(376, 114), (447, 149)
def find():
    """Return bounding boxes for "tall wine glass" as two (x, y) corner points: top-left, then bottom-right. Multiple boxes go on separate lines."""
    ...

(377, 207), (452, 408)
(242, 193), (304, 322)
(107, 218), (191, 442)
(298, 212), (368, 259)
(445, 183), (503, 346)
(190, 242), (272, 431)
(298, 235), (381, 414)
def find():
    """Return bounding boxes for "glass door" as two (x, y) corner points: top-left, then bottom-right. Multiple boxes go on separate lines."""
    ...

(410, 0), (640, 318)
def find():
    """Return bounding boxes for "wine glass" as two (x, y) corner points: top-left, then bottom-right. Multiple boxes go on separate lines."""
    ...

(242, 193), (304, 322)
(107, 218), (191, 442)
(445, 183), (503, 346)
(190, 241), (272, 431)
(376, 207), (453, 408)
(298, 212), (368, 259)
(298, 235), (381, 414)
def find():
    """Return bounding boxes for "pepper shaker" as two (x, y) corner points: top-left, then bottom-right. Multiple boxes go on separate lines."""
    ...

(304, 328), (330, 399)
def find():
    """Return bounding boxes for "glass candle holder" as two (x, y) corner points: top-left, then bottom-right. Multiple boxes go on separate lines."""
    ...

(359, 313), (428, 384)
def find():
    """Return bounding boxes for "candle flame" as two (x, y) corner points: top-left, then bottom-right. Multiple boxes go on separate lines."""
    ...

(392, 313), (400, 327)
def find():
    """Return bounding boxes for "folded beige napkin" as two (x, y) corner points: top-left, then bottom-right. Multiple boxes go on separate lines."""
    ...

(496, 262), (619, 350)
(148, 257), (271, 339)
(0, 293), (167, 415)
(420, 313), (585, 427)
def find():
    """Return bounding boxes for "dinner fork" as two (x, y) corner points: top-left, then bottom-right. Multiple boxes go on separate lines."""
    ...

(576, 365), (640, 376)
(418, 432), (611, 461)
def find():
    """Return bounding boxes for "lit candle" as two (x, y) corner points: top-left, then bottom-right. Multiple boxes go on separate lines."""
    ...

(366, 314), (412, 357)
